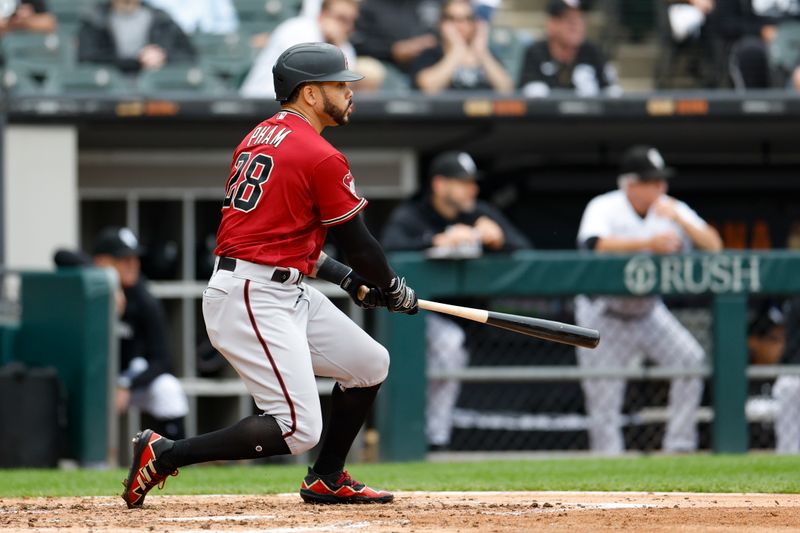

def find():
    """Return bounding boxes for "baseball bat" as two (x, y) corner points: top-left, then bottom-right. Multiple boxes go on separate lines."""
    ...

(360, 287), (599, 349)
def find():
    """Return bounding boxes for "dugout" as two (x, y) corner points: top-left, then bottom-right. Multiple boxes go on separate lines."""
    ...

(2, 91), (800, 461)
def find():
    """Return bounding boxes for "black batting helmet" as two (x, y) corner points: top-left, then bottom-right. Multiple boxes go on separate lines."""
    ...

(272, 42), (363, 102)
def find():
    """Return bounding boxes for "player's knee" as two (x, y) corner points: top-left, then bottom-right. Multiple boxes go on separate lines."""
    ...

(289, 410), (323, 454)
(365, 344), (390, 385)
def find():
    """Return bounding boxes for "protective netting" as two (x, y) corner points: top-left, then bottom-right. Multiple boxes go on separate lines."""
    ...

(425, 294), (800, 454)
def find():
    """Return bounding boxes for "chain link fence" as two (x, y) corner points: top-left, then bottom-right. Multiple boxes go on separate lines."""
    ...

(426, 293), (800, 454)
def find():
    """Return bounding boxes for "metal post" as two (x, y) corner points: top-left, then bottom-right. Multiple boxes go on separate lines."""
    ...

(712, 294), (748, 453)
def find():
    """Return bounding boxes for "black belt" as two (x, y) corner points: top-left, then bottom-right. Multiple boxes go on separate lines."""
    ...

(217, 256), (302, 284)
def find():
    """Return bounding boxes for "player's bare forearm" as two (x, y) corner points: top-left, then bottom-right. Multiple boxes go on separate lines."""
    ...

(594, 236), (653, 253)
(675, 218), (723, 252)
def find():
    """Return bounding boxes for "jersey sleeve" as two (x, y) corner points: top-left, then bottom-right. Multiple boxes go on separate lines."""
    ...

(577, 196), (612, 247)
(675, 199), (708, 229)
(311, 153), (368, 226)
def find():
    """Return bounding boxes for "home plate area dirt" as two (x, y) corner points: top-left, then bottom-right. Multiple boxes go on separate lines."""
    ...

(2, 492), (800, 532)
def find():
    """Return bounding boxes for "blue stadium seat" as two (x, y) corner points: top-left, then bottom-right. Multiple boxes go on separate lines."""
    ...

(137, 65), (230, 95)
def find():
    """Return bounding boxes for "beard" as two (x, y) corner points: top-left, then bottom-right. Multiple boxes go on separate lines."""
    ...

(321, 88), (352, 126)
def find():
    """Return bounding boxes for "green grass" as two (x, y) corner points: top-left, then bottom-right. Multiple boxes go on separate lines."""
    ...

(2, 455), (800, 497)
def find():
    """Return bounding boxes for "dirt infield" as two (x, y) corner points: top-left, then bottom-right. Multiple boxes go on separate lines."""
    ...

(2, 492), (800, 532)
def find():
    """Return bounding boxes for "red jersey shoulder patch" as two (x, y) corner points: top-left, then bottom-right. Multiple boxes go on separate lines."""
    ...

(342, 172), (361, 200)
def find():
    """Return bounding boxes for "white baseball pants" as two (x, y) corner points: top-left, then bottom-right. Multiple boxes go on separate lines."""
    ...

(425, 314), (469, 447)
(774, 375), (800, 454)
(202, 258), (390, 455)
(575, 295), (704, 455)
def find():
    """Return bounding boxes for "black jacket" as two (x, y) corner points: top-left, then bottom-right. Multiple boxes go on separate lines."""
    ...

(352, 0), (441, 67)
(119, 277), (174, 390)
(381, 197), (531, 253)
(78, 2), (195, 73)
(712, 0), (800, 41)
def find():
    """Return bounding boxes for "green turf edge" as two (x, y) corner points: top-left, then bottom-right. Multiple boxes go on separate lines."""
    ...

(1, 455), (799, 498)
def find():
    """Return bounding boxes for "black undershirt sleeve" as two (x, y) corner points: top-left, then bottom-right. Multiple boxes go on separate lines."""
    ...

(328, 214), (396, 288)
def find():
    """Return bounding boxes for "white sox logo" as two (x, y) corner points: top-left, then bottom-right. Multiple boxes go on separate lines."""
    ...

(343, 172), (360, 199)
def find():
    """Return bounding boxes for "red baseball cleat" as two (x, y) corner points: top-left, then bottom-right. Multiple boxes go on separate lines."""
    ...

(300, 468), (394, 504)
(121, 429), (178, 509)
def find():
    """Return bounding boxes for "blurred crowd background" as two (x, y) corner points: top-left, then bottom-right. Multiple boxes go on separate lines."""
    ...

(3, 0), (800, 97)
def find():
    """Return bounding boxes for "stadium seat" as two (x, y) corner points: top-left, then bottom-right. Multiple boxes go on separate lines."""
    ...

(190, 32), (254, 89)
(137, 65), (229, 95)
(378, 61), (411, 94)
(769, 21), (800, 82)
(49, 0), (95, 26)
(1, 67), (44, 95)
(1, 32), (72, 77)
(43, 65), (130, 95)
(490, 27), (531, 87)
(233, 0), (302, 32)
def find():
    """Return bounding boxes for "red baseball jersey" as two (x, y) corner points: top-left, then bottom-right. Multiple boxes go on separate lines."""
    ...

(214, 110), (367, 274)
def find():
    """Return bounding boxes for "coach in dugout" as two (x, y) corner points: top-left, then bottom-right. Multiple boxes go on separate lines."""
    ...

(381, 151), (530, 450)
(574, 145), (722, 455)
(55, 227), (189, 441)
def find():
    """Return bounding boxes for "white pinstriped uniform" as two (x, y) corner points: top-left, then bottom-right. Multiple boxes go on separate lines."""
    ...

(575, 189), (708, 454)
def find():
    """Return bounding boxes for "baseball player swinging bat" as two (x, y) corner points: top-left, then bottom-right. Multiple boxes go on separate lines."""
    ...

(359, 287), (600, 349)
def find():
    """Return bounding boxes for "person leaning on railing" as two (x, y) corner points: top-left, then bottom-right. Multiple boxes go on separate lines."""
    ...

(573, 145), (722, 456)
(381, 150), (531, 451)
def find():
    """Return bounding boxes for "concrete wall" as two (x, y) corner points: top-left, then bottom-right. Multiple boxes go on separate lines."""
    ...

(4, 125), (78, 269)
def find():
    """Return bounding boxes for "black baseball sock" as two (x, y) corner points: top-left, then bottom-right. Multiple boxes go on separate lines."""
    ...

(312, 383), (381, 476)
(156, 414), (290, 473)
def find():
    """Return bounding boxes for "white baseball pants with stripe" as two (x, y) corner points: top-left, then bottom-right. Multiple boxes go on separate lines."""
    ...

(774, 375), (800, 453)
(575, 295), (704, 455)
(202, 260), (389, 455)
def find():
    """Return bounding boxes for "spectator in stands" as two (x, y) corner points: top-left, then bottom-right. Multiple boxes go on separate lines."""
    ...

(654, 0), (718, 89)
(240, 0), (382, 98)
(92, 227), (189, 440)
(0, 0), (56, 34)
(53, 228), (189, 441)
(748, 302), (800, 453)
(352, 0), (440, 73)
(714, 0), (800, 88)
(144, 0), (238, 35)
(382, 151), (530, 451)
(574, 145), (722, 455)
(410, 0), (513, 93)
(78, 0), (196, 73)
(518, 0), (620, 97)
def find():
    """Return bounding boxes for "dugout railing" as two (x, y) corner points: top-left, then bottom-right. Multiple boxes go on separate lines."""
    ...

(376, 250), (800, 461)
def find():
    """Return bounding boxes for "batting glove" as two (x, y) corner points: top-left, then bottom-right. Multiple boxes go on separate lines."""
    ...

(385, 276), (418, 314)
(341, 271), (386, 310)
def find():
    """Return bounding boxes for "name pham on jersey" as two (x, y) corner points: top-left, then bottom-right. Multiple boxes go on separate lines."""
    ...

(246, 125), (292, 148)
